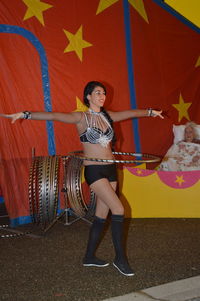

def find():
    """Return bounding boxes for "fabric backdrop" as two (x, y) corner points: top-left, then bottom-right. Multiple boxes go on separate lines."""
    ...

(0, 0), (199, 225)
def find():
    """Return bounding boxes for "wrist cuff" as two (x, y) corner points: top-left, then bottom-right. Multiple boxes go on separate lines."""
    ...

(147, 108), (153, 117)
(23, 111), (32, 120)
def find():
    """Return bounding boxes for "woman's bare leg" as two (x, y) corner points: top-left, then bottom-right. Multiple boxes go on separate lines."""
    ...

(90, 178), (124, 217)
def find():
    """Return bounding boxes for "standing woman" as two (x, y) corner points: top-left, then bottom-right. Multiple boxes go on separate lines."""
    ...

(0, 81), (163, 276)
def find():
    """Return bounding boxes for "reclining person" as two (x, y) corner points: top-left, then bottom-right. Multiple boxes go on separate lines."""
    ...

(183, 122), (200, 144)
(159, 122), (200, 171)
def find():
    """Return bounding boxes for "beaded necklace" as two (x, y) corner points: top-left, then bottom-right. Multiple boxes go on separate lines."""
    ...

(83, 109), (114, 147)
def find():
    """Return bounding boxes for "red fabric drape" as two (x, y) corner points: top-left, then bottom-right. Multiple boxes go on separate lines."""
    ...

(0, 0), (199, 222)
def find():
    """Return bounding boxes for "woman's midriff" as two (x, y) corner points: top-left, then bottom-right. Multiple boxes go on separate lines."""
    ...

(82, 143), (115, 165)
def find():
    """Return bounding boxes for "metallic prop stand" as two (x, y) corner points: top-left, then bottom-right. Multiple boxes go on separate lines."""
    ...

(61, 156), (96, 226)
(0, 149), (59, 238)
(28, 153), (96, 233)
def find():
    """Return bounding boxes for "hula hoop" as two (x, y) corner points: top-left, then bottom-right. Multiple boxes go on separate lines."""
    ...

(67, 151), (161, 164)
(62, 150), (160, 218)
(62, 156), (96, 218)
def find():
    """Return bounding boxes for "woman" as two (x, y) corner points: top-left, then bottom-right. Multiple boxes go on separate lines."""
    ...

(158, 121), (200, 171)
(0, 81), (163, 276)
(184, 122), (200, 144)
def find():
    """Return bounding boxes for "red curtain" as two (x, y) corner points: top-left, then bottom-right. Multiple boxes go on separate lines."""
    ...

(0, 0), (199, 224)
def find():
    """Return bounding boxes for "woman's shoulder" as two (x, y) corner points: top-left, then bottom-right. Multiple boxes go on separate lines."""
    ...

(70, 111), (87, 124)
(193, 139), (200, 144)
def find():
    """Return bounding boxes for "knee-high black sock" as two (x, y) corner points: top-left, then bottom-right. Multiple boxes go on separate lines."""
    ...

(111, 214), (126, 262)
(84, 215), (106, 259)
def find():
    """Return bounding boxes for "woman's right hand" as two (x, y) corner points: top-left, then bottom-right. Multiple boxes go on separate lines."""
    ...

(0, 112), (24, 123)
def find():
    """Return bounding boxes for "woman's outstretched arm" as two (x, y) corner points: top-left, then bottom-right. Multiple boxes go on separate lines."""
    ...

(0, 111), (82, 124)
(108, 109), (164, 122)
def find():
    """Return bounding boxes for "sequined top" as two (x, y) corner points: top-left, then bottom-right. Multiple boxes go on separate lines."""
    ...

(80, 110), (114, 147)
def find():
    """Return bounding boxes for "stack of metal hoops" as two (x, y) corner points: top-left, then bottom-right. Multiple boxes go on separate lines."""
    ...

(29, 156), (60, 228)
(62, 155), (96, 219)
(28, 154), (96, 229)
(28, 151), (161, 227)
(0, 151), (160, 237)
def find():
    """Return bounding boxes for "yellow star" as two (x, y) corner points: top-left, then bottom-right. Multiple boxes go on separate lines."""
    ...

(172, 94), (192, 122)
(195, 56), (200, 68)
(136, 169), (142, 175)
(63, 25), (92, 62)
(128, 0), (149, 23)
(73, 97), (88, 112)
(164, 0), (200, 29)
(22, 0), (53, 26)
(96, 0), (119, 15)
(175, 175), (185, 186)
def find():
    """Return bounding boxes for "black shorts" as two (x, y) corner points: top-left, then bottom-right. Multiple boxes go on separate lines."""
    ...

(84, 164), (117, 186)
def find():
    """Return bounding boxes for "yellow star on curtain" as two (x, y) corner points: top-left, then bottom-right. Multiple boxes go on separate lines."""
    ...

(164, 0), (200, 29)
(128, 0), (149, 23)
(96, 0), (119, 15)
(74, 97), (88, 112)
(195, 56), (200, 68)
(172, 94), (192, 122)
(175, 175), (185, 186)
(63, 25), (92, 61)
(22, 0), (53, 26)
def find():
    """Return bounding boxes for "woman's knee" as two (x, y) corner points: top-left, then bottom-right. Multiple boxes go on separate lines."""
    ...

(95, 205), (109, 219)
(111, 204), (124, 215)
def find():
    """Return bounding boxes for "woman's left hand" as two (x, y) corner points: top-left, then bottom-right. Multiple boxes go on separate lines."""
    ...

(0, 112), (24, 123)
(152, 110), (164, 119)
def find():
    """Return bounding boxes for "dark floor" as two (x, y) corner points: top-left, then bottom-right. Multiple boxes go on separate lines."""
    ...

(0, 210), (200, 301)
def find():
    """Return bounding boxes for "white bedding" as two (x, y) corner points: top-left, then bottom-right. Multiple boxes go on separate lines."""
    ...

(158, 141), (200, 171)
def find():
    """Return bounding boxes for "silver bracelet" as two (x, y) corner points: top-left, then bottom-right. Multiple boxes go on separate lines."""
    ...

(147, 108), (156, 117)
(23, 111), (32, 120)
(147, 108), (153, 116)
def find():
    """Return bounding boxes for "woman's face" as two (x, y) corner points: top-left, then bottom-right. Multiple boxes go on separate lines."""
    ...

(185, 126), (195, 142)
(87, 86), (106, 111)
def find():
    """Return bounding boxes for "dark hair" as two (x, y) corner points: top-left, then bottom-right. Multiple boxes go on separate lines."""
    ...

(101, 107), (117, 151)
(83, 81), (107, 107)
